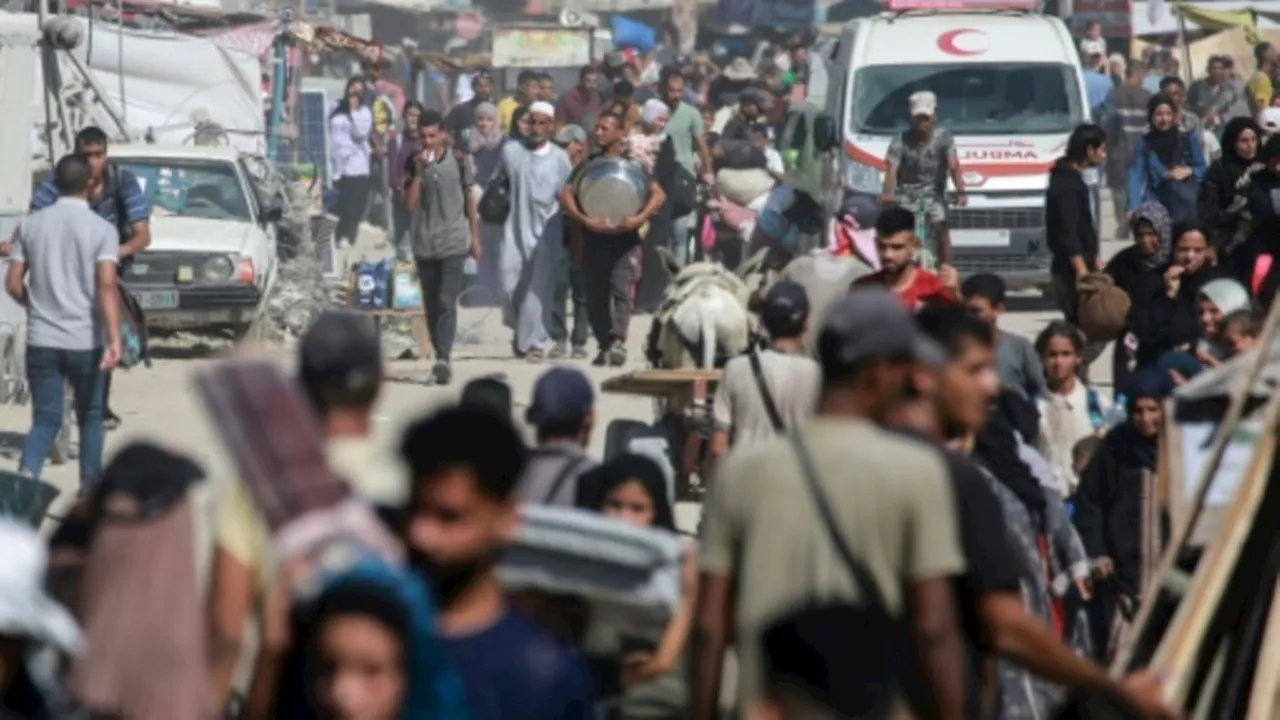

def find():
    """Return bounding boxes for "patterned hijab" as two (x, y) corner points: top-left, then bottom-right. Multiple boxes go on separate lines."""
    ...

(471, 101), (504, 151)
(1128, 200), (1173, 270)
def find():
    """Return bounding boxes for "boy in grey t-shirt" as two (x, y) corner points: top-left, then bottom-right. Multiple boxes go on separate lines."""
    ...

(6, 154), (122, 489)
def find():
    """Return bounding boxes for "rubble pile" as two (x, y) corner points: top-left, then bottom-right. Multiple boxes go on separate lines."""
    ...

(261, 200), (341, 346)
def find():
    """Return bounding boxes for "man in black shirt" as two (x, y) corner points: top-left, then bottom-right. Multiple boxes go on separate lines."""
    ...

(903, 306), (1177, 719)
(559, 112), (665, 367)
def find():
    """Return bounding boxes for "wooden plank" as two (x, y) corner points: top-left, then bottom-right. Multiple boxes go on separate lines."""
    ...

(1246, 582), (1280, 720)
(600, 369), (722, 399)
(1113, 298), (1280, 674)
(1145, 393), (1280, 707)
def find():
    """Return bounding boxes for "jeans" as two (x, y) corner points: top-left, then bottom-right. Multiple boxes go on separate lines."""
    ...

(19, 346), (106, 489)
(582, 235), (639, 349)
(417, 255), (466, 362)
(550, 243), (589, 348)
(392, 202), (412, 260)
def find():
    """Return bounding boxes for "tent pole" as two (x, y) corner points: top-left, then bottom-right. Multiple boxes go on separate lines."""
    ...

(117, 0), (125, 126)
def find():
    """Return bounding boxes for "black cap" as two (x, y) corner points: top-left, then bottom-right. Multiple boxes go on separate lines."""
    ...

(298, 311), (382, 399)
(761, 281), (810, 338)
(819, 287), (945, 370)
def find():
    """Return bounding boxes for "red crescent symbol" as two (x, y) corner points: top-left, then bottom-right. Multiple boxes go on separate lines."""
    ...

(937, 29), (986, 56)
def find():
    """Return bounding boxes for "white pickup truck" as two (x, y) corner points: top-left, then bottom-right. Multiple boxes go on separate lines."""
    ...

(109, 144), (282, 337)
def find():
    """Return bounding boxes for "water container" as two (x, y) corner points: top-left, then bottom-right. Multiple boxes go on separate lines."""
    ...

(353, 262), (380, 309)
(372, 259), (392, 309)
(391, 261), (422, 310)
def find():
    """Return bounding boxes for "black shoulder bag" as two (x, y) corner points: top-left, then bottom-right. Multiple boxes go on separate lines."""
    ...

(747, 346), (786, 432)
(787, 429), (907, 712)
(478, 165), (511, 225)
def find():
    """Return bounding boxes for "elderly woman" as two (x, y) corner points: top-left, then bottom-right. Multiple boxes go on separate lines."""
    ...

(469, 101), (507, 306)
(629, 99), (670, 173)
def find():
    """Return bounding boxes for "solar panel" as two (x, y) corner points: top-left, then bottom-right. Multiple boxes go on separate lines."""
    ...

(273, 88), (331, 189)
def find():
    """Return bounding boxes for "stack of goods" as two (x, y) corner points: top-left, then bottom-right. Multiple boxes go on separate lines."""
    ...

(350, 260), (422, 311)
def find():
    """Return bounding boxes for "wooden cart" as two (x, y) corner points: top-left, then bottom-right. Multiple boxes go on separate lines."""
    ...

(601, 368), (722, 501)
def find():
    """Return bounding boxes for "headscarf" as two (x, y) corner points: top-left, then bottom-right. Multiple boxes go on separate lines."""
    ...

(1145, 93), (1182, 166)
(1221, 116), (1262, 170)
(641, 98), (669, 128)
(1128, 201), (1173, 270)
(1118, 367), (1175, 469)
(471, 101), (504, 151)
(300, 557), (471, 720)
(67, 445), (212, 720)
(1198, 277), (1252, 316)
(509, 105), (529, 139)
(584, 453), (676, 532)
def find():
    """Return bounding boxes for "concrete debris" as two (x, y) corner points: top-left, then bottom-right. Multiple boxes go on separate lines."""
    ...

(260, 205), (343, 346)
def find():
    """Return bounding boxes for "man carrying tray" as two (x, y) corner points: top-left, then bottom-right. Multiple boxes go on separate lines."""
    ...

(559, 112), (666, 368)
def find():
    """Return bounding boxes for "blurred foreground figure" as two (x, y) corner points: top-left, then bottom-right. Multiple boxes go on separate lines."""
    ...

(52, 442), (211, 720)
(0, 519), (82, 719)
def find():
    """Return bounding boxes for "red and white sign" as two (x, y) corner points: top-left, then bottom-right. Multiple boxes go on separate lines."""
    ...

(936, 28), (990, 56)
(454, 11), (484, 41)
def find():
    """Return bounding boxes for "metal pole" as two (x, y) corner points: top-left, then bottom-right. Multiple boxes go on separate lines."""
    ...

(266, 9), (292, 160)
(37, 0), (56, 165)
(117, 0), (126, 127)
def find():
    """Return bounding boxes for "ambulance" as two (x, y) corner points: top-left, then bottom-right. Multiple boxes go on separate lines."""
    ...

(827, 0), (1094, 289)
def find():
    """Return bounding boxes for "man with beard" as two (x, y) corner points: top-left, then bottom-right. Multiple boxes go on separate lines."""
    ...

(498, 102), (574, 361)
(907, 305), (1178, 720)
(557, 66), (605, 130)
(560, 112), (665, 367)
(854, 205), (958, 310)
(661, 68), (715, 263)
(400, 406), (593, 720)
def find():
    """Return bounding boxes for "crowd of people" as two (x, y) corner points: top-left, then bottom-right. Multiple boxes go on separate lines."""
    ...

(329, 45), (805, 380)
(5, 26), (1277, 720)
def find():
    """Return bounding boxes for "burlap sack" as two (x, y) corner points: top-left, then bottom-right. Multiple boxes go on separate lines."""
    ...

(1076, 272), (1131, 343)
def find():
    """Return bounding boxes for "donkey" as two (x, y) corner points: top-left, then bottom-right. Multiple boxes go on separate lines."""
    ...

(645, 248), (772, 370)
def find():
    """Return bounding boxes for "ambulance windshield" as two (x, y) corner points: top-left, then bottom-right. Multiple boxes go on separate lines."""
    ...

(851, 62), (1083, 135)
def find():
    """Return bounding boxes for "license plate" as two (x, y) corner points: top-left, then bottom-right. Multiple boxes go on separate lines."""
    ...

(950, 229), (1011, 248)
(136, 290), (179, 310)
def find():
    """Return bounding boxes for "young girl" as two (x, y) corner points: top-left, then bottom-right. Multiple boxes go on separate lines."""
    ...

(588, 454), (694, 719)
(1035, 320), (1113, 502)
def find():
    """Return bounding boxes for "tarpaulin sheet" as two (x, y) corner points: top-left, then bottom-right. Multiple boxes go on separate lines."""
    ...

(76, 18), (265, 153)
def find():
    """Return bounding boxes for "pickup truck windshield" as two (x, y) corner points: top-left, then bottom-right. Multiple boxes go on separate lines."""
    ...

(851, 62), (1082, 135)
(115, 159), (252, 223)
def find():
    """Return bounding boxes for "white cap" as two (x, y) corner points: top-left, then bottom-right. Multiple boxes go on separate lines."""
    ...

(1079, 38), (1106, 57)
(1260, 107), (1280, 133)
(909, 90), (937, 118)
(528, 101), (555, 120)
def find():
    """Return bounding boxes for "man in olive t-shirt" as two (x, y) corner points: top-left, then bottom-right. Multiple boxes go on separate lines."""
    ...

(693, 288), (968, 719)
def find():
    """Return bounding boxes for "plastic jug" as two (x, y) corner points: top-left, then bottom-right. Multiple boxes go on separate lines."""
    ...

(372, 259), (392, 309)
(391, 261), (422, 310)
